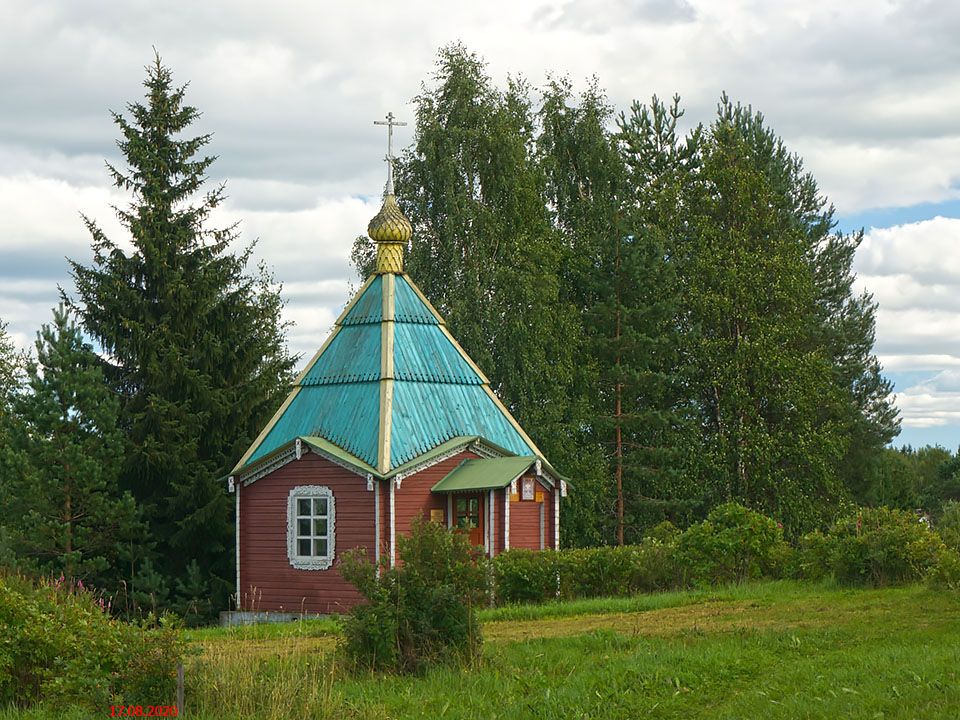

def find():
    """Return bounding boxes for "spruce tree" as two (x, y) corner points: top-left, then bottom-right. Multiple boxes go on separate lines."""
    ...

(539, 87), (693, 544)
(3, 305), (137, 586)
(67, 56), (296, 608)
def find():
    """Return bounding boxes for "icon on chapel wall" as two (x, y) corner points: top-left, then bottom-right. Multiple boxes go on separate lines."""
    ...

(522, 477), (535, 501)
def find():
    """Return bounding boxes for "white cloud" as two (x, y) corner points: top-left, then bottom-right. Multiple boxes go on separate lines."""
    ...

(2, 0), (960, 443)
(854, 218), (960, 435)
(895, 369), (960, 428)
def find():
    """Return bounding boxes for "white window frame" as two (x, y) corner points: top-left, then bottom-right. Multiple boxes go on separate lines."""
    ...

(287, 485), (336, 570)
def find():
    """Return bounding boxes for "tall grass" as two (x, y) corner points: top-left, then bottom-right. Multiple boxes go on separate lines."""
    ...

(184, 639), (337, 719)
(8, 582), (955, 719)
(171, 582), (960, 719)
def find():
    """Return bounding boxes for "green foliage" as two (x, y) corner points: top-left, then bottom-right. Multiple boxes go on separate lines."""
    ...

(679, 101), (849, 533)
(492, 548), (559, 605)
(853, 445), (955, 511)
(353, 45), (597, 546)
(494, 541), (684, 605)
(0, 320), (26, 498)
(922, 451), (960, 511)
(173, 558), (214, 626)
(1, 306), (137, 590)
(677, 503), (789, 585)
(0, 573), (183, 710)
(339, 517), (488, 674)
(129, 558), (171, 615)
(793, 530), (832, 581)
(927, 548), (960, 592)
(496, 504), (790, 602)
(542, 88), (693, 545)
(800, 507), (945, 586)
(935, 500), (960, 551)
(559, 542), (680, 598)
(66, 55), (296, 610)
(0, 320), (24, 412)
(359, 46), (898, 543)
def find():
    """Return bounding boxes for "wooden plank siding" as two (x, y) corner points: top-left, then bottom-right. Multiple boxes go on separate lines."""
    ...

(393, 451), (480, 538)
(237, 449), (559, 614)
(509, 495), (542, 550)
(239, 452), (374, 614)
(508, 475), (556, 551)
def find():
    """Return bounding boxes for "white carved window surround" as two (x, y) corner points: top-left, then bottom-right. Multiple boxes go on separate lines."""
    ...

(287, 486), (335, 570)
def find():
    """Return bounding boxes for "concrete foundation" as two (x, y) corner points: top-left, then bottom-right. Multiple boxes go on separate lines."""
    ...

(219, 610), (330, 627)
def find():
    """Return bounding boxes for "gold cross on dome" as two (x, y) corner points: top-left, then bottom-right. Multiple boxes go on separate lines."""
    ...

(374, 112), (407, 195)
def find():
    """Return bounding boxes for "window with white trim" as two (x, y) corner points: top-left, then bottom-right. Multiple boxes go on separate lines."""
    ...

(287, 486), (335, 570)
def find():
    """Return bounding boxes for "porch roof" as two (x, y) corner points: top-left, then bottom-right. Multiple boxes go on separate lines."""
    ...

(431, 456), (537, 493)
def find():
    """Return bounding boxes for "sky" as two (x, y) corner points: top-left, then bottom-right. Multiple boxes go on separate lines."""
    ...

(1, 0), (959, 449)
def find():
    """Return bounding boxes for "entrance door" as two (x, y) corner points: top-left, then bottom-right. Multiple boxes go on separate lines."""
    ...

(454, 494), (484, 547)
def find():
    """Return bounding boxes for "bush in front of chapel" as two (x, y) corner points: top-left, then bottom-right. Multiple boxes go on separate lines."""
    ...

(339, 516), (489, 674)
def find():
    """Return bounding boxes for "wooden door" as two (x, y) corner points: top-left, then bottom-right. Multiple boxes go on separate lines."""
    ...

(454, 494), (484, 547)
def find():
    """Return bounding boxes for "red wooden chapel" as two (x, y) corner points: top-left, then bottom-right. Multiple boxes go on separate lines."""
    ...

(228, 117), (568, 614)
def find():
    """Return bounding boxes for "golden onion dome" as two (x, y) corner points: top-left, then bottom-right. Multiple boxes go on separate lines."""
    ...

(367, 193), (413, 244)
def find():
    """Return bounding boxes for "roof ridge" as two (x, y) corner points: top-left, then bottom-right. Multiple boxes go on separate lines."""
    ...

(376, 273), (396, 474)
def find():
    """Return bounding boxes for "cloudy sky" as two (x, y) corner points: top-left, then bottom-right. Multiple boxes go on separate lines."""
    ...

(1, 0), (959, 448)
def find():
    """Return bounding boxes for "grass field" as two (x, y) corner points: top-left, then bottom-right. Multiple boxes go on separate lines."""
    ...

(6, 581), (958, 719)
(182, 581), (960, 719)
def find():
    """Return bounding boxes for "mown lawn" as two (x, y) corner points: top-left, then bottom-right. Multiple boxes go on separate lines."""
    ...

(6, 581), (958, 719)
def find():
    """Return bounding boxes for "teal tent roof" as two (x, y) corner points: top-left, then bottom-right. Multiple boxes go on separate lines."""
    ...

(235, 272), (545, 476)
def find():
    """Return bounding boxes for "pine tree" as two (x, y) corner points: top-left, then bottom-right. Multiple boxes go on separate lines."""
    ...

(539, 87), (693, 544)
(2, 305), (137, 586)
(67, 56), (296, 607)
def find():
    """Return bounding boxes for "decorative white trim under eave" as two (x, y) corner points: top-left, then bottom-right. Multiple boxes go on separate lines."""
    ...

(241, 446), (301, 486)
(389, 480), (396, 568)
(286, 486), (336, 571)
(504, 484), (510, 551)
(554, 484), (560, 551)
(237, 438), (372, 487)
(374, 478), (381, 571)
(235, 480), (240, 608)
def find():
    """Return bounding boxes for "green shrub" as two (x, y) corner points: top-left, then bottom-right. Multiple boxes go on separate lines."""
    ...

(559, 546), (640, 599)
(795, 530), (832, 581)
(339, 517), (488, 674)
(677, 503), (788, 585)
(493, 549), (558, 604)
(818, 507), (945, 586)
(495, 539), (681, 605)
(630, 537), (684, 592)
(927, 548), (960, 591)
(643, 520), (681, 544)
(0, 572), (183, 710)
(935, 501), (960, 551)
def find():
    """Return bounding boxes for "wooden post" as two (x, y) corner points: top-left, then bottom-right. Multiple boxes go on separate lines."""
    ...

(176, 662), (184, 715)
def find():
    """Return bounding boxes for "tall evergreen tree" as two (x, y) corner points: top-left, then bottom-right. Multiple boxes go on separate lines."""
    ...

(67, 56), (296, 607)
(539, 87), (693, 544)
(3, 306), (136, 586)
